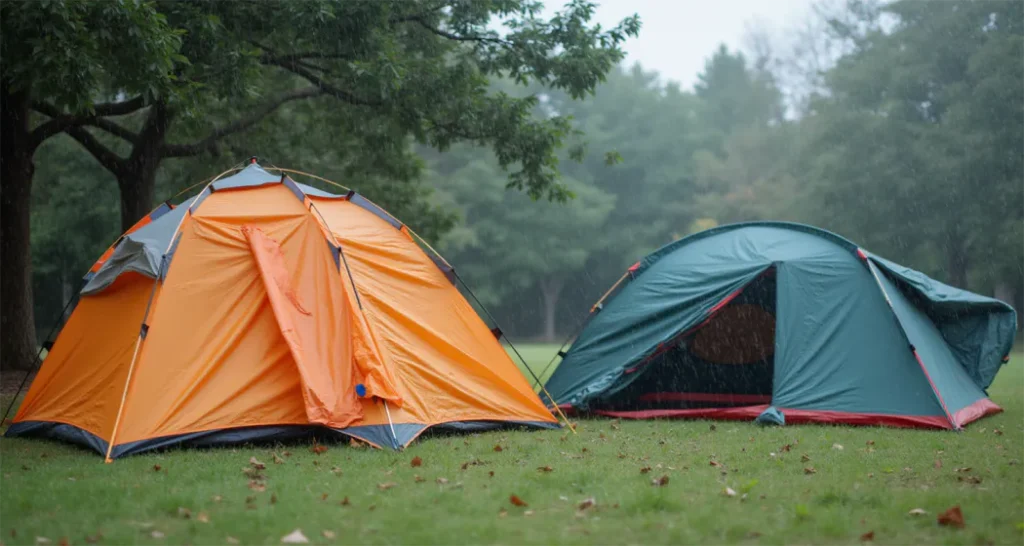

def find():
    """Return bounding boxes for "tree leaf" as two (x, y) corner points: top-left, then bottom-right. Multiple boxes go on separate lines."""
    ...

(249, 457), (266, 470)
(651, 475), (670, 487)
(377, 482), (397, 491)
(493, 444), (503, 452)
(537, 466), (554, 473)
(937, 506), (965, 528)
(280, 529), (309, 544)
(860, 530), (874, 542)
(578, 497), (595, 510)
(509, 494), (528, 507)
(410, 456), (422, 467)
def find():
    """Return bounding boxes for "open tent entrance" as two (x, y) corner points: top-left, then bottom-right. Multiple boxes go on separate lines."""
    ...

(595, 267), (777, 412)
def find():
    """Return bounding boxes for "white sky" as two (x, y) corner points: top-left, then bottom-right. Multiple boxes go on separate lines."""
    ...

(577, 0), (817, 89)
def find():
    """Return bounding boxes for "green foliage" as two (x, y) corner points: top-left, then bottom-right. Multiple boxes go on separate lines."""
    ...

(0, 0), (182, 111)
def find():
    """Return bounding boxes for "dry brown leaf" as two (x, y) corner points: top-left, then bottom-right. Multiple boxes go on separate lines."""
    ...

(651, 475), (670, 487)
(197, 512), (209, 523)
(270, 493), (277, 504)
(226, 537), (240, 545)
(780, 444), (792, 452)
(242, 467), (264, 480)
(709, 424), (717, 431)
(177, 507), (191, 519)
(249, 457), (266, 470)
(340, 496), (350, 506)
(832, 443), (844, 451)
(57, 539), (69, 546)
(368, 504), (376, 511)
(280, 529), (310, 544)
(212, 495), (222, 503)
(537, 466), (554, 473)
(283, 451), (292, 457)
(509, 494), (529, 507)
(273, 453), (284, 465)
(321, 493), (328, 501)
(934, 459), (942, 469)
(377, 482), (397, 491)
(493, 445), (503, 452)
(152, 464), (161, 472)
(488, 470), (494, 478)
(937, 505), (965, 528)
(954, 467), (972, 473)
(436, 477), (449, 484)
(311, 445), (328, 455)
(410, 456), (422, 467)
(908, 508), (927, 516)
(617, 453), (626, 459)
(801, 454), (811, 462)
(640, 466), (652, 474)
(860, 530), (874, 542)
(149, 531), (164, 539)
(498, 509), (508, 518)
(804, 467), (817, 475)
(321, 530), (336, 539)
(994, 428), (1003, 436)
(414, 475), (426, 483)
(958, 475), (982, 484)
(331, 466), (342, 476)
(709, 461), (721, 467)
(578, 497), (596, 511)
(248, 480), (266, 492)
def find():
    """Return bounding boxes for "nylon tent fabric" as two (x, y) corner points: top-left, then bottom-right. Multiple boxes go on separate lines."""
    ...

(544, 222), (1016, 430)
(7, 163), (557, 459)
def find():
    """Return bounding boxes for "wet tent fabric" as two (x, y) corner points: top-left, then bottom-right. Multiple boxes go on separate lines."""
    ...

(544, 222), (1016, 429)
(7, 164), (556, 458)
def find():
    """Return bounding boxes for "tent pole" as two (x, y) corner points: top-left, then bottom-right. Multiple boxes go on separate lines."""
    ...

(452, 271), (576, 434)
(1, 293), (78, 425)
(382, 400), (400, 449)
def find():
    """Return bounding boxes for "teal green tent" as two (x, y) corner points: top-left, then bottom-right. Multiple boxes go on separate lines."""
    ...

(544, 222), (1016, 429)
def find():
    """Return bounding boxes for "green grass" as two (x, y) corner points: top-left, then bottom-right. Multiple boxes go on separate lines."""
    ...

(1, 348), (1021, 545)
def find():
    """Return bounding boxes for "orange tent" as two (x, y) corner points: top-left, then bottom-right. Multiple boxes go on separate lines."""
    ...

(7, 163), (558, 460)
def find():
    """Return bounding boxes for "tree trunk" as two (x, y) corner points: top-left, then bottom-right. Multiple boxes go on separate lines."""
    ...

(539, 277), (564, 342)
(0, 84), (39, 372)
(117, 102), (172, 231)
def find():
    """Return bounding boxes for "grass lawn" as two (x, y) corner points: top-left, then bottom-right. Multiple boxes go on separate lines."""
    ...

(1, 348), (1021, 545)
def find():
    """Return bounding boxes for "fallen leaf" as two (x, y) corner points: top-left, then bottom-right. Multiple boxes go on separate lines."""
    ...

(377, 482), (397, 491)
(709, 424), (717, 431)
(35, 538), (50, 545)
(152, 464), (161, 472)
(493, 445), (503, 452)
(860, 530), (874, 542)
(639, 466), (652, 474)
(908, 508), (927, 516)
(958, 475), (982, 484)
(410, 456), (422, 467)
(510, 494), (529, 507)
(226, 538), (240, 545)
(84, 532), (102, 544)
(149, 531), (164, 539)
(248, 480), (266, 492)
(57, 537), (69, 546)
(578, 497), (596, 511)
(781, 444), (792, 452)
(212, 495), (222, 503)
(489, 471), (494, 478)
(746, 531), (762, 539)
(804, 467), (817, 475)
(177, 507), (191, 519)
(934, 459), (942, 469)
(280, 529), (310, 544)
(724, 487), (737, 497)
(273, 453), (284, 464)
(249, 456), (266, 470)
(368, 505), (376, 511)
(197, 512), (209, 523)
(283, 451), (291, 457)
(801, 454), (811, 462)
(340, 496), (350, 506)
(311, 445), (328, 455)
(414, 475), (425, 483)
(994, 428), (1003, 436)
(955, 467), (972, 473)
(937, 505), (965, 528)
(832, 443), (844, 451)
(321, 530), (336, 539)
(331, 466), (342, 476)
(709, 461), (721, 467)
(651, 475), (670, 487)
(242, 467), (264, 480)
(321, 493), (328, 501)
(498, 509), (508, 518)
(436, 477), (449, 484)
(866, 440), (875, 446)
(617, 453), (626, 459)
(524, 510), (535, 516)
(270, 493), (277, 504)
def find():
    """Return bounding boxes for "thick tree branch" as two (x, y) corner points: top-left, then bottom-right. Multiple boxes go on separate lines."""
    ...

(64, 126), (126, 176)
(409, 17), (511, 46)
(91, 96), (146, 117)
(263, 59), (382, 107)
(261, 52), (352, 65)
(87, 118), (140, 145)
(161, 86), (324, 158)
(30, 101), (141, 148)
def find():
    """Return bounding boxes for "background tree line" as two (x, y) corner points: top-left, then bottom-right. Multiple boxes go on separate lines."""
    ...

(7, 0), (1022, 366)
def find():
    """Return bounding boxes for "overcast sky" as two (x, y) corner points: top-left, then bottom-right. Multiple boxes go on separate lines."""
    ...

(574, 0), (817, 89)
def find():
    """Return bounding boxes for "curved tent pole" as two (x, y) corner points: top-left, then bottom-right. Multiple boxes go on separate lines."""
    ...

(102, 163), (244, 462)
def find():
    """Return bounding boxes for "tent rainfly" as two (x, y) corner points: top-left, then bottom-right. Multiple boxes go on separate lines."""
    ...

(6, 162), (557, 460)
(543, 222), (1016, 429)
